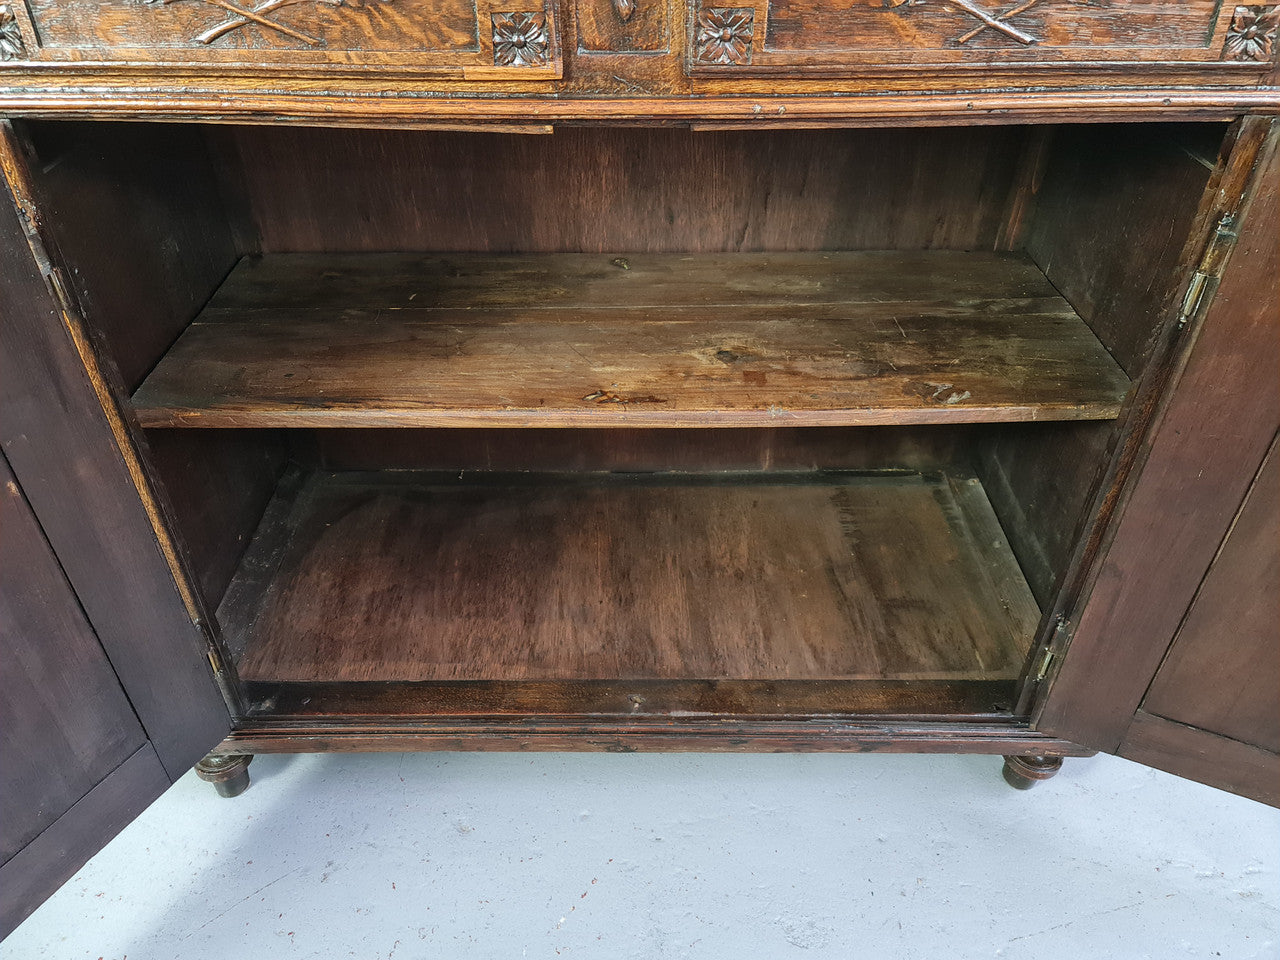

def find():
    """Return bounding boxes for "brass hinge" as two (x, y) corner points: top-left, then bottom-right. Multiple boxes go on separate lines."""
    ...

(1177, 214), (1241, 330)
(1035, 614), (1072, 683)
(1034, 647), (1055, 683)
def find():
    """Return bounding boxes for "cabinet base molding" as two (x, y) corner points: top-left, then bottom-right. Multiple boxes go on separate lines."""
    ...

(212, 721), (1093, 757)
(194, 753), (253, 798)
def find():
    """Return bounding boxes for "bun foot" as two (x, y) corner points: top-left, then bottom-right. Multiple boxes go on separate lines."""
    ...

(195, 753), (253, 798)
(1002, 754), (1063, 790)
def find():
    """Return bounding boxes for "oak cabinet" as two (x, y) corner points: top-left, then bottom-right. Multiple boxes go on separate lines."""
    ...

(0, 0), (1277, 939)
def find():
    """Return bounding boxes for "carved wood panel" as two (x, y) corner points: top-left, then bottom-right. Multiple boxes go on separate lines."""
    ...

(687, 0), (1277, 74)
(2, 0), (563, 76)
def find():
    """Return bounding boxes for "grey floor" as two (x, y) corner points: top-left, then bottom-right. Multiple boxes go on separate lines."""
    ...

(5, 751), (1277, 959)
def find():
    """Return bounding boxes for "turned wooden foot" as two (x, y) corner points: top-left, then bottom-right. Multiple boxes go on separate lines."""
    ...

(1002, 754), (1063, 790)
(195, 753), (252, 798)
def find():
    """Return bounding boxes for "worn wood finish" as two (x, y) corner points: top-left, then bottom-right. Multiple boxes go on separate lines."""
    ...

(692, 0), (1252, 72)
(1141, 435), (1280, 755)
(974, 422), (1112, 607)
(1118, 712), (1280, 808)
(1024, 123), (1223, 377)
(308, 425), (967, 473)
(21, 121), (243, 392)
(217, 717), (1094, 755)
(223, 470), (1039, 684)
(1035, 121), (1280, 752)
(0, 745), (170, 939)
(226, 126), (1027, 254)
(0, 453), (147, 866)
(0, 127), (232, 780)
(242, 678), (1017, 717)
(131, 251), (1129, 429)
(144, 430), (288, 606)
(10, 0), (564, 77)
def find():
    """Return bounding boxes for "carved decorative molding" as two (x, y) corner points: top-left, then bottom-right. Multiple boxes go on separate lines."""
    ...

(1223, 5), (1278, 61)
(143, 0), (366, 47)
(492, 11), (549, 66)
(695, 7), (753, 64)
(889, 0), (1040, 45)
(0, 4), (27, 60)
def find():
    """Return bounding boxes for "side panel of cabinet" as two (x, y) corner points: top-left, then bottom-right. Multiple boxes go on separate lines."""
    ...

(0, 129), (232, 781)
(0, 453), (172, 938)
(1034, 121), (1280, 803)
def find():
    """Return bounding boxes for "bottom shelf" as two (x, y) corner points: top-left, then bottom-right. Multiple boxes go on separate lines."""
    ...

(219, 469), (1040, 716)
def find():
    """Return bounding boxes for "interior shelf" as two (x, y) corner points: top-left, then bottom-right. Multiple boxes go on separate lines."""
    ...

(132, 251), (1131, 429)
(219, 469), (1041, 698)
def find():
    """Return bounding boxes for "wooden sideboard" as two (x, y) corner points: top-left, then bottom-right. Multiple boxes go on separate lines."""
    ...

(1, 0), (1277, 937)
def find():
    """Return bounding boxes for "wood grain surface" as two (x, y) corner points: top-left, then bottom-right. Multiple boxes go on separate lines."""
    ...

(225, 126), (1027, 255)
(131, 251), (1130, 429)
(1141, 435), (1280, 754)
(223, 470), (1040, 684)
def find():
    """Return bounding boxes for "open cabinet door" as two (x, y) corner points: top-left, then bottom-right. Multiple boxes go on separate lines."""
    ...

(0, 148), (232, 936)
(1034, 122), (1279, 807)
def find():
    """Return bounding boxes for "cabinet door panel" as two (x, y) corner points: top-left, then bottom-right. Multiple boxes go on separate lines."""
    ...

(2, 0), (563, 78)
(0, 127), (231, 781)
(1139, 437), (1280, 755)
(1035, 121), (1280, 805)
(0, 454), (171, 937)
(685, 0), (1274, 74)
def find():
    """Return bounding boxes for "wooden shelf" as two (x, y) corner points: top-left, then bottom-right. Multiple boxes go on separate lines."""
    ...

(220, 470), (1040, 690)
(132, 252), (1130, 429)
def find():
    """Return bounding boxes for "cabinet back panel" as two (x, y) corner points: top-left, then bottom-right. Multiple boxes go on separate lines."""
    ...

(221, 126), (1028, 254)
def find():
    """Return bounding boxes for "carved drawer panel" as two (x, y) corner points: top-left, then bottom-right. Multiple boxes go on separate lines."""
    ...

(687, 0), (1279, 74)
(0, 0), (563, 77)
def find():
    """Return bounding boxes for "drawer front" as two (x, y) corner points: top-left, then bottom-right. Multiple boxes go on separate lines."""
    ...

(0, 0), (563, 77)
(686, 0), (1278, 74)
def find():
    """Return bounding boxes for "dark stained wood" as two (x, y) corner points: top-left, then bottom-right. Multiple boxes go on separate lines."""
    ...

(0, 127), (231, 780)
(243, 678), (1017, 717)
(22, 121), (244, 393)
(218, 716), (1094, 756)
(0, 452), (147, 866)
(1035, 121), (1280, 753)
(223, 470), (1040, 684)
(0, 745), (170, 939)
(974, 421), (1112, 606)
(130, 251), (1130, 429)
(1001, 754), (1063, 789)
(145, 430), (288, 607)
(226, 126), (1027, 254)
(309, 425), (968, 473)
(1119, 712), (1280, 808)
(1024, 123), (1223, 377)
(1141, 435), (1280, 755)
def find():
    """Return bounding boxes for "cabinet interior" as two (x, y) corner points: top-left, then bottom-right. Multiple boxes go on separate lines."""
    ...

(19, 119), (1224, 723)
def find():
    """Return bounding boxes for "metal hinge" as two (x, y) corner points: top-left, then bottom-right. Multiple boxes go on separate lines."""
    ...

(1035, 614), (1072, 682)
(1034, 647), (1055, 683)
(1177, 214), (1241, 329)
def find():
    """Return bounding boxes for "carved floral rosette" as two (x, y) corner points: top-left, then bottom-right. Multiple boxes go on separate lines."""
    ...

(1223, 5), (1279, 61)
(0, 4), (27, 60)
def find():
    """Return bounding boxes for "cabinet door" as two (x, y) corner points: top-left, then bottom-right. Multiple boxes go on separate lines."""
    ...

(1034, 123), (1279, 806)
(0, 454), (172, 938)
(0, 136), (232, 934)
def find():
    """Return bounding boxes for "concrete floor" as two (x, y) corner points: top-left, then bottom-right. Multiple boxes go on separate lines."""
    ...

(4, 751), (1277, 959)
